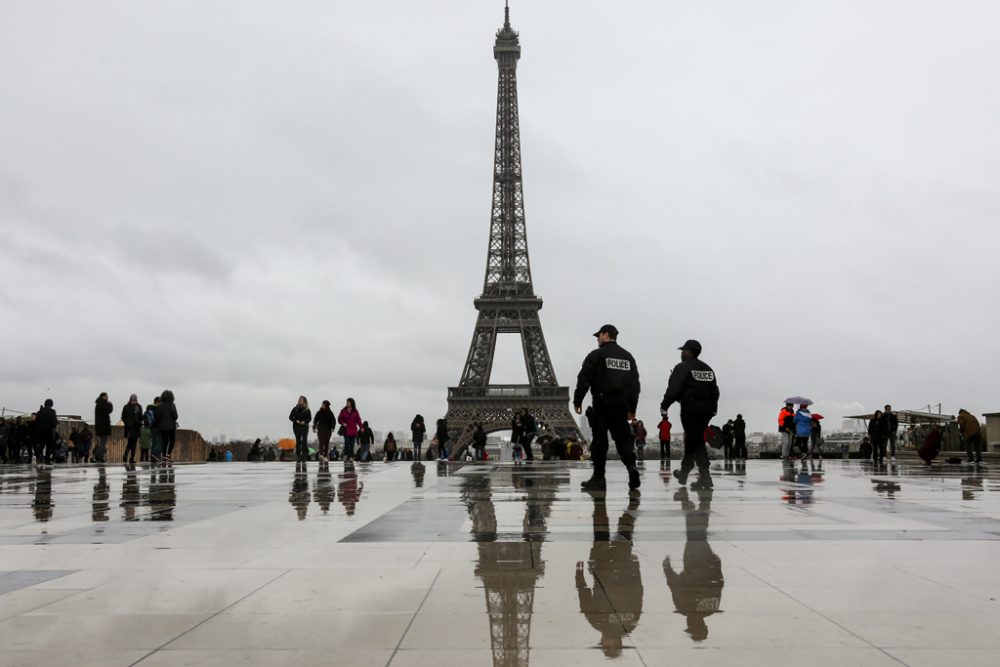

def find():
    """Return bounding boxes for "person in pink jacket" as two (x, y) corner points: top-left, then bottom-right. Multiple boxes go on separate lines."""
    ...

(338, 398), (363, 462)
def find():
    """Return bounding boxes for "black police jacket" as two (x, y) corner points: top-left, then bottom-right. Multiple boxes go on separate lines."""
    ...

(573, 341), (641, 412)
(660, 357), (719, 415)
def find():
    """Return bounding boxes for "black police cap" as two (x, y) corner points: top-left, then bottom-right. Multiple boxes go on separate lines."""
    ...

(593, 324), (619, 338)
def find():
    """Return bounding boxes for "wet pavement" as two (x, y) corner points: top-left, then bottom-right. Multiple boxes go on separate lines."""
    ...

(1, 458), (999, 666)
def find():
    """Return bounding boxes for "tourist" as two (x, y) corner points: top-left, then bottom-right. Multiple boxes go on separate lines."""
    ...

(410, 414), (426, 461)
(473, 423), (487, 461)
(519, 408), (537, 461)
(778, 403), (795, 460)
(434, 418), (450, 460)
(662, 339), (720, 491)
(957, 409), (984, 465)
(93, 392), (113, 463)
(658, 414), (672, 464)
(633, 419), (648, 465)
(383, 432), (398, 461)
(248, 438), (262, 462)
(868, 409), (887, 465)
(159, 390), (179, 462)
(574, 324), (642, 492)
(121, 394), (143, 464)
(733, 414), (747, 460)
(511, 434), (523, 464)
(511, 413), (523, 457)
(77, 424), (93, 463)
(858, 436), (872, 460)
(139, 418), (151, 462)
(225, 449), (234, 462)
(35, 399), (58, 465)
(883, 405), (899, 463)
(357, 421), (375, 462)
(312, 400), (336, 462)
(289, 396), (312, 463)
(793, 404), (813, 460)
(338, 398), (362, 462)
(810, 415), (823, 460)
(145, 396), (162, 462)
(721, 419), (734, 461)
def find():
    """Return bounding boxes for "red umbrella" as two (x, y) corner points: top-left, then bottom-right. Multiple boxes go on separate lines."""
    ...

(812, 413), (825, 420)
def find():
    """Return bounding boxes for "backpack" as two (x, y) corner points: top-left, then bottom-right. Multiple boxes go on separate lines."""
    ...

(144, 408), (157, 429)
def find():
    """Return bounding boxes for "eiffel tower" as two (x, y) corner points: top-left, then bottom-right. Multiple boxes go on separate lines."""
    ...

(446, 3), (582, 455)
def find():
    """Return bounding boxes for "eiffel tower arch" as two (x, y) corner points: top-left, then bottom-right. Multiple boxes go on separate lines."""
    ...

(446, 3), (583, 457)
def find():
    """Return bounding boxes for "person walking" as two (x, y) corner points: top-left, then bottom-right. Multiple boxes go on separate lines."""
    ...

(573, 324), (641, 492)
(139, 420), (151, 462)
(793, 405), (812, 460)
(511, 414), (523, 458)
(289, 396), (312, 463)
(810, 415), (823, 460)
(158, 390), (179, 462)
(733, 414), (747, 460)
(868, 409), (887, 465)
(357, 421), (375, 462)
(519, 409), (537, 461)
(145, 396), (162, 462)
(778, 403), (794, 460)
(434, 418), (450, 460)
(657, 415), (672, 464)
(35, 399), (58, 465)
(721, 420), (734, 461)
(633, 420), (648, 466)
(957, 409), (984, 465)
(312, 400), (336, 462)
(410, 414), (426, 461)
(94, 392), (113, 463)
(338, 398), (362, 462)
(883, 405), (899, 462)
(473, 423), (488, 461)
(77, 424), (93, 463)
(121, 394), (143, 464)
(383, 432), (398, 461)
(661, 339), (720, 491)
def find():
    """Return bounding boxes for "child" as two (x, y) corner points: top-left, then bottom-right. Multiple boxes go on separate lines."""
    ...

(512, 439), (524, 465)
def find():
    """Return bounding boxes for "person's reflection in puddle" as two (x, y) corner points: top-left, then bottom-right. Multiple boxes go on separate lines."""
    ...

(411, 461), (426, 487)
(32, 468), (54, 522)
(313, 461), (335, 514)
(576, 491), (643, 658)
(961, 471), (983, 501)
(290, 464), (310, 520)
(121, 465), (140, 521)
(92, 466), (110, 522)
(149, 465), (176, 521)
(664, 488), (723, 642)
(339, 462), (363, 516)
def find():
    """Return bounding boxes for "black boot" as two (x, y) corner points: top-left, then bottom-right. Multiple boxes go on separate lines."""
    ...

(581, 476), (606, 491)
(627, 466), (641, 490)
(672, 469), (688, 485)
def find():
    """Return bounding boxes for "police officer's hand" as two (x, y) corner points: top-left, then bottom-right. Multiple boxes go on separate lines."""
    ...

(574, 405), (582, 415)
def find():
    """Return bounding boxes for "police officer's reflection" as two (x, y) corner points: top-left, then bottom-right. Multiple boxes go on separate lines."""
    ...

(290, 468), (310, 520)
(313, 461), (335, 514)
(92, 466), (110, 522)
(576, 494), (643, 658)
(663, 488), (723, 642)
(32, 468), (54, 522)
(149, 466), (176, 521)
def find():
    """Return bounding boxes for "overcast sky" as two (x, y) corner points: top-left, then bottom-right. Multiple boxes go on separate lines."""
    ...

(1, 0), (997, 441)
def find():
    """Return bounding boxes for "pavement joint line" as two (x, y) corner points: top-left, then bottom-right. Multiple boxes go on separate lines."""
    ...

(385, 568), (443, 667)
(126, 567), (293, 667)
(742, 567), (911, 667)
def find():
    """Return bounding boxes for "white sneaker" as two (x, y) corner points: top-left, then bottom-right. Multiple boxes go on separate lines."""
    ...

(890, 457), (896, 463)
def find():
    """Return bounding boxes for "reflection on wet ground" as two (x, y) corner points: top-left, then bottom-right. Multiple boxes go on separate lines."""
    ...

(1, 459), (999, 666)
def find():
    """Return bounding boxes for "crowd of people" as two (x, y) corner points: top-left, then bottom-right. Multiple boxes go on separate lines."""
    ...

(777, 402), (825, 461)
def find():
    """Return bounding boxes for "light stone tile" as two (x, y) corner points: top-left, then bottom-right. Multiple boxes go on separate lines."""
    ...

(1, 650), (149, 667)
(0, 613), (210, 650)
(133, 648), (392, 667)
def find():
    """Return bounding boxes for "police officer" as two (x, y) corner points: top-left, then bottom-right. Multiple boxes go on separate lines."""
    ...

(660, 339), (719, 490)
(574, 324), (641, 491)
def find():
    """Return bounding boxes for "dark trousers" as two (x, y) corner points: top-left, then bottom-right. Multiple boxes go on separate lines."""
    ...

(123, 436), (138, 462)
(966, 433), (983, 462)
(679, 410), (712, 481)
(589, 404), (636, 478)
(888, 433), (897, 457)
(140, 448), (150, 462)
(161, 429), (176, 458)
(872, 437), (886, 463)
(521, 433), (536, 461)
(343, 435), (356, 460)
(734, 437), (747, 459)
(317, 429), (332, 458)
(723, 439), (733, 459)
(293, 426), (309, 461)
(413, 442), (422, 461)
(794, 436), (809, 457)
(660, 439), (670, 461)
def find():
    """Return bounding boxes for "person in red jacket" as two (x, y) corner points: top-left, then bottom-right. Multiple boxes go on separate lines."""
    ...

(658, 416), (672, 464)
(338, 398), (363, 462)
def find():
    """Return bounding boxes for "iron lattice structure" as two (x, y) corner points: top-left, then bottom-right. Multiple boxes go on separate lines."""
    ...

(446, 4), (582, 455)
